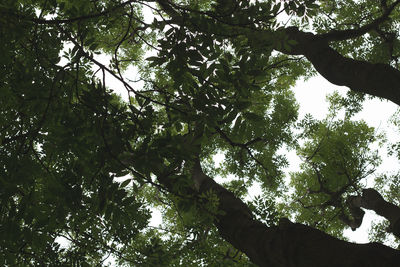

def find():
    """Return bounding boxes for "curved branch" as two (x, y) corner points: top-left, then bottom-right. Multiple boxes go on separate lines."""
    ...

(188, 160), (400, 267)
(274, 27), (400, 105)
(351, 188), (400, 238)
(316, 0), (400, 42)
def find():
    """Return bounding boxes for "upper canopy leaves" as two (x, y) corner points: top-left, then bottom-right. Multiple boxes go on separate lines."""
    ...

(2, 0), (400, 265)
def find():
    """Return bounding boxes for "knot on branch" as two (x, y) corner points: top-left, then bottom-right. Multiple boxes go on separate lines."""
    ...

(340, 195), (365, 231)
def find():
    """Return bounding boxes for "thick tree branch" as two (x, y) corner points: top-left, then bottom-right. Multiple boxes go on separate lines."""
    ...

(351, 188), (400, 238)
(274, 27), (400, 106)
(187, 159), (400, 267)
(156, 1), (400, 106)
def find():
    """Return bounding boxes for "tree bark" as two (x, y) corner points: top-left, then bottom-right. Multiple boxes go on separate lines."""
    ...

(351, 188), (400, 239)
(189, 163), (400, 267)
(190, 162), (400, 267)
(276, 27), (400, 106)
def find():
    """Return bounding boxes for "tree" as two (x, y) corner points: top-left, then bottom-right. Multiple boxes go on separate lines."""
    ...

(1, 0), (400, 266)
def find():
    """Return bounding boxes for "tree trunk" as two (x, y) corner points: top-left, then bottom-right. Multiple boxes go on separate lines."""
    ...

(273, 27), (400, 106)
(351, 188), (400, 239)
(190, 162), (400, 267)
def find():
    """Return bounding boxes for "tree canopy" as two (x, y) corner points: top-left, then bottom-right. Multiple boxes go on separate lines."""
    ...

(2, 0), (400, 266)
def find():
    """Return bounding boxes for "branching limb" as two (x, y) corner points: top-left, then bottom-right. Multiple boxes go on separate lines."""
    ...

(316, 0), (400, 42)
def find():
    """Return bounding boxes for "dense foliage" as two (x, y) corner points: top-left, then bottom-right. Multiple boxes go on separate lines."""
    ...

(1, 0), (400, 266)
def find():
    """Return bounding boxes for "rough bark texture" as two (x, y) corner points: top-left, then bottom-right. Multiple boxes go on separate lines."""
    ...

(191, 163), (400, 267)
(351, 188), (400, 238)
(276, 27), (400, 106)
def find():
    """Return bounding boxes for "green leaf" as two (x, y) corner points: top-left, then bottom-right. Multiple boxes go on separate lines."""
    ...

(120, 179), (131, 188)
